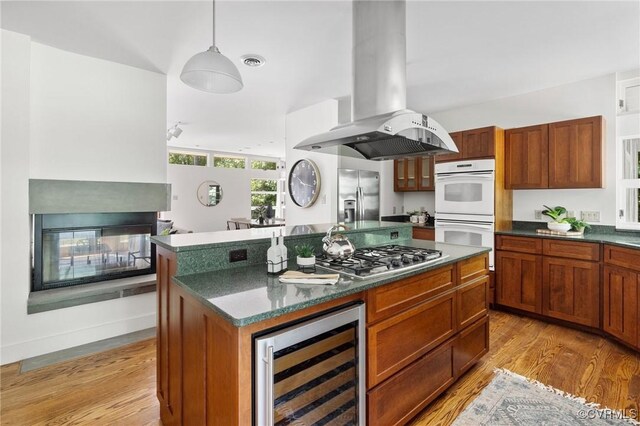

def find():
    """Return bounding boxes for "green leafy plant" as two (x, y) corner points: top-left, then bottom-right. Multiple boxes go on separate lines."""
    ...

(541, 205), (568, 223)
(254, 206), (267, 218)
(566, 217), (591, 232)
(160, 228), (171, 236)
(295, 243), (315, 258)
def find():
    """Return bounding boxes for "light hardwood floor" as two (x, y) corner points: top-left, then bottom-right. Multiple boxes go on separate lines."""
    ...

(1, 310), (638, 425)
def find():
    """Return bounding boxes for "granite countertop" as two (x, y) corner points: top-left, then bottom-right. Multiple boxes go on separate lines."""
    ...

(152, 220), (410, 252)
(172, 240), (490, 327)
(496, 228), (640, 249)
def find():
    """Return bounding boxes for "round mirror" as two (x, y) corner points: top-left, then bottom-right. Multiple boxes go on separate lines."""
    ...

(197, 181), (223, 207)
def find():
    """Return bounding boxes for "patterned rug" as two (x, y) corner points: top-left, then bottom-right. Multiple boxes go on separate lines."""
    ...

(453, 369), (639, 426)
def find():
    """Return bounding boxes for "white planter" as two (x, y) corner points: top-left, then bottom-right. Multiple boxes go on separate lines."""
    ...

(297, 255), (316, 267)
(547, 222), (571, 232)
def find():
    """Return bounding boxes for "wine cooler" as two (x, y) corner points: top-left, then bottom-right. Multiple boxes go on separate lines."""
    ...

(254, 303), (366, 425)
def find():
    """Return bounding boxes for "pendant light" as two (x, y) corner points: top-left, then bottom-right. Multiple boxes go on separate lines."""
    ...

(180, 0), (243, 93)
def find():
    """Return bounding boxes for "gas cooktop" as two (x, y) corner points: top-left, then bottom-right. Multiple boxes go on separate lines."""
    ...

(316, 245), (449, 280)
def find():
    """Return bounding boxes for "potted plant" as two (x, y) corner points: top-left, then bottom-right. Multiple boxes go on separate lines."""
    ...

(566, 217), (591, 233)
(541, 205), (571, 232)
(295, 243), (316, 267)
(254, 206), (266, 224)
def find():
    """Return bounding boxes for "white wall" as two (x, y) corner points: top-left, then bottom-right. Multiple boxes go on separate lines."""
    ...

(0, 31), (167, 364)
(285, 100), (340, 226)
(431, 74), (617, 225)
(165, 159), (281, 232)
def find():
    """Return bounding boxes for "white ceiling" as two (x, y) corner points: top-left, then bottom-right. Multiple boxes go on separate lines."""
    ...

(2, 1), (638, 158)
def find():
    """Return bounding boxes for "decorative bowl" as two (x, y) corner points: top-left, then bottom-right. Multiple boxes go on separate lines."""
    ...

(547, 222), (571, 232)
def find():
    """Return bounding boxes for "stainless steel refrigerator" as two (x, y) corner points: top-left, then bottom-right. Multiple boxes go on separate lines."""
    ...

(338, 169), (380, 222)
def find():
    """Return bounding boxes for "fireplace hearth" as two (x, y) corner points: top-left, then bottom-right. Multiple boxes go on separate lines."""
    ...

(32, 212), (157, 291)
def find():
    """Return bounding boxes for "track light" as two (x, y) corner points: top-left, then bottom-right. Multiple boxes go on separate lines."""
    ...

(167, 122), (183, 141)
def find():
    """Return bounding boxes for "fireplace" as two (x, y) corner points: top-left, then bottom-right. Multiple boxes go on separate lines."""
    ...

(32, 212), (157, 291)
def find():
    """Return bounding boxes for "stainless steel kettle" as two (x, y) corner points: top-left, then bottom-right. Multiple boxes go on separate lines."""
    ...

(322, 225), (356, 260)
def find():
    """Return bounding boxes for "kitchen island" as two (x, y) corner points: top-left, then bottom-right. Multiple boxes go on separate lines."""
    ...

(152, 222), (490, 425)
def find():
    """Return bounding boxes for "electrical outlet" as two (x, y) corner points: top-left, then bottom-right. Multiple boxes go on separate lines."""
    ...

(229, 249), (247, 263)
(390, 231), (399, 240)
(401, 205), (404, 213)
(534, 210), (543, 220)
(581, 211), (600, 222)
(172, 195), (179, 201)
(566, 210), (575, 219)
(393, 206), (396, 214)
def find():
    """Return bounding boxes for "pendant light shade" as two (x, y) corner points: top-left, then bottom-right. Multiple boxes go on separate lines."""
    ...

(181, 46), (243, 93)
(180, 0), (243, 94)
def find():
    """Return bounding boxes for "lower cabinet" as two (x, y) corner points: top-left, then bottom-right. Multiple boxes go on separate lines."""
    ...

(603, 265), (639, 348)
(495, 250), (542, 313)
(454, 316), (489, 376)
(413, 227), (435, 240)
(542, 257), (600, 327)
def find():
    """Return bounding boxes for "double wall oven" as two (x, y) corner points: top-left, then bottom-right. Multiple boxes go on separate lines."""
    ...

(435, 159), (496, 270)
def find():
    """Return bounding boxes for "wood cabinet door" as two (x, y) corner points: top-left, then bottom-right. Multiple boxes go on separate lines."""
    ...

(394, 158), (419, 191)
(417, 156), (435, 190)
(412, 227), (435, 241)
(462, 126), (496, 159)
(542, 257), (600, 327)
(367, 291), (456, 388)
(454, 315), (489, 377)
(548, 116), (603, 188)
(504, 124), (549, 189)
(603, 266), (639, 347)
(495, 250), (542, 313)
(457, 275), (489, 330)
(367, 339), (455, 426)
(435, 131), (463, 163)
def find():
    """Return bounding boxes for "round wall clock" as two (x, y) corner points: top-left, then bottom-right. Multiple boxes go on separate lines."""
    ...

(288, 159), (321, 208)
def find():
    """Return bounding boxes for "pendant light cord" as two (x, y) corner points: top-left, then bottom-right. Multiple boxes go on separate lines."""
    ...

(212, 0), (216, 48)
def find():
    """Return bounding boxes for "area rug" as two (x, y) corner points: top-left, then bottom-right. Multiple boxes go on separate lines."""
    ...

(453, 369), (639, 426)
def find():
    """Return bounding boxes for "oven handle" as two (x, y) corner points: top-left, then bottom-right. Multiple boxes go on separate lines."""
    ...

(436, 222), (494, 231)
(435, 171), (494, 181)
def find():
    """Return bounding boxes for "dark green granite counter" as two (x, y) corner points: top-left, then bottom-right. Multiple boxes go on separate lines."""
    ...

(172, 240), (490, 327)
(496, 229), (640, 249)
(152, 221), (407, 252)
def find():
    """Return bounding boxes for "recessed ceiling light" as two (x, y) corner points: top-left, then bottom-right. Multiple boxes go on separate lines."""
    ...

(241, 54), (266, 68)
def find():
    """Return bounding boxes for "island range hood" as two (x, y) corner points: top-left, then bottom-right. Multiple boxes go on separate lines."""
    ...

(295, 0), (458, 161)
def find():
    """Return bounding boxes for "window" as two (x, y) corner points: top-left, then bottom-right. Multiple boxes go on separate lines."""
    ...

(251, 160), (277, 170)
(618, 77), (640, 114)
(168, 151), (207, 166)
(251, 178), (278, 219)
(618, 137), (640, 229)
(214, 156), (246, 169)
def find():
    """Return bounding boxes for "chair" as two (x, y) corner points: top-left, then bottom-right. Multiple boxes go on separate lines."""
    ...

(237, 222), (251, 229)
(226, 221), (238, 230)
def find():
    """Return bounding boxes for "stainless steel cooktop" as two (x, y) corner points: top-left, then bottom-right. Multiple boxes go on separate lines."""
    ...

(316, 245), (449, 280)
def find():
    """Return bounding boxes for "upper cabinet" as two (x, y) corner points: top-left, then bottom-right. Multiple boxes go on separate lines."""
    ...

(548, 116), (603, 188)
(505, 116), (604, 189)
(435, 128), (500, 163)
(505, 124), (549, 189)
(394, 156), (434, 192)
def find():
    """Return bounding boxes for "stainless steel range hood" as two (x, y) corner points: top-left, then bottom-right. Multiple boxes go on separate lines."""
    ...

(295, 0), (458, 161)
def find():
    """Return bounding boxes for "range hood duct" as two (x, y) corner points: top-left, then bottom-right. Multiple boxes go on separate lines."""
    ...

(294, 0), (458, 161)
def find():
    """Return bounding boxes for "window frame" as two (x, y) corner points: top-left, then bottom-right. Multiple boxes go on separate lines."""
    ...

(168, 150), (208, 166)
(616, 134), (640, 230)
(213, 155), (247, 169)
(250, 178), (281, 219)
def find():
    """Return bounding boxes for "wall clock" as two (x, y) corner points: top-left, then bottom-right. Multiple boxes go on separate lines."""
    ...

(288, 159), (321, 208)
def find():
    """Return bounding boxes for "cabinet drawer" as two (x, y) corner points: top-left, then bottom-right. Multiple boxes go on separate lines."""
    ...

(457, 254), (489, 284)
(367, 291), (455, 388)
(457, 275), (489, 330)
(367, 265), (454, 324)
(543, 239), (600, 261)
(604, 244), (640, 272)
(412, 227), (435, 240)
(367, 339), (455, 426)
(454, 315), (489, 377)
(496, 235), (542, 254)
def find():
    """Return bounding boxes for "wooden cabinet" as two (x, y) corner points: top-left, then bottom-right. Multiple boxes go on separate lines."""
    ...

(603, 265), (639, 348)
(496, 235), (543, 254)
(435, 131), (463, 163)
(457, 276), (489, 329)
(436, 127), (502, 163)
(412, 227), (435, 240)
(454, 316), (489, 377)
(462, 126), (496, 159)
(394, 157), (434, 191)
(542, 257), (600, 327)
(367, 339), (455, 426)
(505, 124), (549, 189)
(549, 116), (603, 188)
(495, 250), (542, 313)
(504, 116), (604, 189)
(367, 291), (456, 388)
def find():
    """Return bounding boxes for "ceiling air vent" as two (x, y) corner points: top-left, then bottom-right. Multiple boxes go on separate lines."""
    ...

(241, 54), (266, 67)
